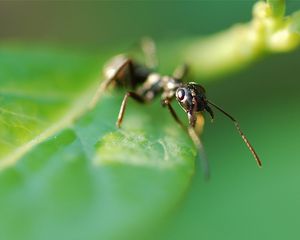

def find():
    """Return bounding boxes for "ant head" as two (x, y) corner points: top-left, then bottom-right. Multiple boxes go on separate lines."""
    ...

(176, 83), (210, 111)
(176, 83), (262, 167)
(176, 86), (194, 112)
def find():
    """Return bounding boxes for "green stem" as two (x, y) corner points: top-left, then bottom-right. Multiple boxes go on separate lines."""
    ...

(181, 1), (300, 80)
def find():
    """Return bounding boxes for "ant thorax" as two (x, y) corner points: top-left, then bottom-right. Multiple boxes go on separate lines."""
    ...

(135, 73), (182, 101)
(136, 73), (164, 101)
(161, 76), (182, 99)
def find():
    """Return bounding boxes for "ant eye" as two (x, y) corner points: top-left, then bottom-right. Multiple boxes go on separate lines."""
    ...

(177, 89), (185, 101)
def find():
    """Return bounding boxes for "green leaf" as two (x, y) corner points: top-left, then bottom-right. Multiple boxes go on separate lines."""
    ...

(0, 45), (100, 160)
(267, 0), (286, 18)
(0, 45), (195, 240)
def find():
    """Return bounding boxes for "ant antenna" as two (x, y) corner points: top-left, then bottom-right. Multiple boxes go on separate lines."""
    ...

(207, 100), (262, 167)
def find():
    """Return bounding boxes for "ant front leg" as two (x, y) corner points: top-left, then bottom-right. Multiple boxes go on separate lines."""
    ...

(187, 96), (205, 134)
(162, 98), (210, 179)
(116, 91), (146, 128)
(188, 96), (199, 128)
(188, 97), (210, 179)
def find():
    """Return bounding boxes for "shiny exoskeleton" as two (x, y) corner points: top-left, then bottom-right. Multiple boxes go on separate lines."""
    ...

(91, 39), (262, 178)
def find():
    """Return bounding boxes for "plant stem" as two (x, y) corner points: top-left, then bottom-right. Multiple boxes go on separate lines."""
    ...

(181, 1), (300, 80)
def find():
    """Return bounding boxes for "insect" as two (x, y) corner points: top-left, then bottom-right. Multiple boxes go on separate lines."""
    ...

(91, 38), (262, 178)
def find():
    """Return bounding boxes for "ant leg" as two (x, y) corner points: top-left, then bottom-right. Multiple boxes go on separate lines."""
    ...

(187, 96), (198, 128)
(163, 99), (210, 179)
(173, 64), (189, 80)
(162, 99), (186, 129)
(116, 91), (145, 128)
(89, 57), (136, 109)
(189, 97), (210, 178)
(141, 37), (158, 70)
(187, 127), (210, 180)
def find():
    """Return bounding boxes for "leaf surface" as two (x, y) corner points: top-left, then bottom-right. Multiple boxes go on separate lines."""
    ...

(0, 45), (195, 240)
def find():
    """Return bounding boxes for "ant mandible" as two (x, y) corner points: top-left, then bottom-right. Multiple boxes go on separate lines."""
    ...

(91, 38), (262, 178)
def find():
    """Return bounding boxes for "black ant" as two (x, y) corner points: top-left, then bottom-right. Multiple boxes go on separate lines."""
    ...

(91, 38), (262, 178)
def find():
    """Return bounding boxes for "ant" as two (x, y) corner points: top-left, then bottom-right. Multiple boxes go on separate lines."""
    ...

(91, 38), (262, 178)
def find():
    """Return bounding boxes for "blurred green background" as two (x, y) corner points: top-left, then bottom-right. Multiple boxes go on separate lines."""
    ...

(1, 1), (300, 240)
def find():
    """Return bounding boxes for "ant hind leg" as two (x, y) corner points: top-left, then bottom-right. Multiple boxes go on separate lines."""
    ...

(141, 37), (158, 70)
(89, 56), (136, 109)
(173, 64), (189, 80)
